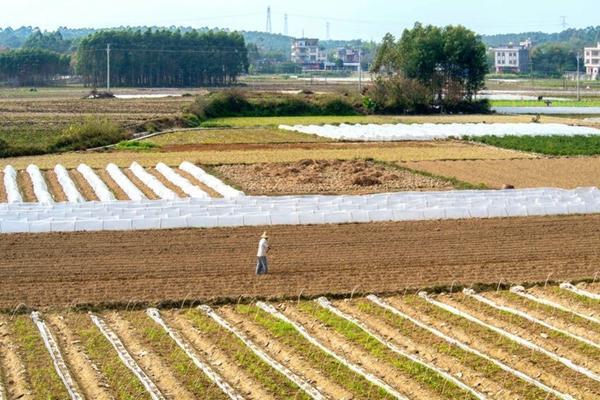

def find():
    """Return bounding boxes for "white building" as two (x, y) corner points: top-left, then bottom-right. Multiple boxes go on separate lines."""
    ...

(584, 43), (600, 80)
(492, 40), (532, 74)
(291, 38), (326, 69)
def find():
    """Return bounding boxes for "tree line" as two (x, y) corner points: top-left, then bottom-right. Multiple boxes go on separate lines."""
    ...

(0, 48), (70, 86)
(76, 30), (248, 87)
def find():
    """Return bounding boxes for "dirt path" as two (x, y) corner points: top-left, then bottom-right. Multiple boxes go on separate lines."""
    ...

(104, 312), (195, 400)
(95, 169), (130, 201)
(486, 291), (600, 344)
(122, 169), (160, 200)
(0, 171), (6, 203)
(167, 311), (275, 400)
(337, 300), (517, 399)
(176, 168), (222, 198)
(16, 170), (36, 202)
(0, 316), (31, 399)
(389, 296), (597, 400)
(440, 294), (600, 375)
(147, 168), (187, 198)
(1, 215), (599, 310)
(45, 314), (111, 400)
(285, 305), (445, 400)
(43, 170), (68, 202)
(221, 306), (352, 399)
(69, 170), (99, 201)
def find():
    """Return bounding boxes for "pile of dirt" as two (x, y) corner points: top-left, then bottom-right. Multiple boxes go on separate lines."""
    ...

(215, 159), (454, 195)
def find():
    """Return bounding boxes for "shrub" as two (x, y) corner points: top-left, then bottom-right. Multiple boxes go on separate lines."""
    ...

(115, 140), (158, 151)
(368, 76), (432, 114)
(50, 118), (129, 152)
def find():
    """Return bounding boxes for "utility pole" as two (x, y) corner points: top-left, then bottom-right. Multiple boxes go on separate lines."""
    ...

(266, 6), (272, 33)
(106, 43), (111, 92)
(358, 47), (362, 92)
(576, 51), (581, 101)
(284, 14), (288, 36)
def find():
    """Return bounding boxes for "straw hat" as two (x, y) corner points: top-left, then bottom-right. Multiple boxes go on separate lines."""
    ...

(261, 231), (269, 239)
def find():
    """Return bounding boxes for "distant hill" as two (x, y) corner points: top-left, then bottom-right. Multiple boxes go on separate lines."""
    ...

(481, 26), (600, 49)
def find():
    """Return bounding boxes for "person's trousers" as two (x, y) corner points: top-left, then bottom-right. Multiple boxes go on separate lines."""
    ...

(256, 256), (268, 275)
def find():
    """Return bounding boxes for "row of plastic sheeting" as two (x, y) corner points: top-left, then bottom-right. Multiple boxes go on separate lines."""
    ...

(3, 165), (22, 203)
(129, 162), (177, 200)
(25, 165), (54, 204)
(1, 187), (599, 233)
(106, 163), (146, 201)
(54, 164), (85, 203)
(180, 161), (245, 198)
(279, 123), (600, 141)
(156, 162), (209, 199)
(77, 164), (116, 202)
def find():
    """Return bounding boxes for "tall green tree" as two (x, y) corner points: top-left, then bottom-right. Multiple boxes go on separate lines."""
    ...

(76, 29), (248, 87)
(531, 43), (577, 77)
(0, 49), (70, 86)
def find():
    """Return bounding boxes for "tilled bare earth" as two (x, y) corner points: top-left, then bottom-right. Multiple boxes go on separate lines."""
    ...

(43, 170), (67, 202)
(404, 157), (600, 189)
(69, 170), (99, 202)
(94, 169), (129, 201)
(215, 159), (455, 195)
(1, 215), (599, 309)
(0, 171), (6, 202)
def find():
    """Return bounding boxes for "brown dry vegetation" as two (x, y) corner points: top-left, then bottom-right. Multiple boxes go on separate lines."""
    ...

(0, 215), (599, 310)
(215, 159), (455, 195)
(0, 141), (533, 170)
(0, 171), (6, 202)
(404, 158), (600, 189)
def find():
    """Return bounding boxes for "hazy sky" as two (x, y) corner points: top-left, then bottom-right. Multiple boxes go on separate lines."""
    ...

(0, 0), (596, 40)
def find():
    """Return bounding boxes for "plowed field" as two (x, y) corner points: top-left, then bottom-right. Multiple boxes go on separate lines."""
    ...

(1, 215), (599, 310)
(404, 157), (600, 189)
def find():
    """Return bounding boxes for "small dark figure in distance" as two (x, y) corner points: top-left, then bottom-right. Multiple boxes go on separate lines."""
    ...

(256, 231), (270, 275)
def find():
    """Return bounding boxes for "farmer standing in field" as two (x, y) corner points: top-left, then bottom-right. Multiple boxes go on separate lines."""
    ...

(256, 231), (270, 275)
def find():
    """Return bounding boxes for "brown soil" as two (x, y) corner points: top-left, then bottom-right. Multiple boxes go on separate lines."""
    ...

(390, 296), (597, 399)
(16, 170), (36, 202)
(577, 282), (600, 294)
(43, 170), (68, 202)
(215, 159), (454, 195)
(168, 311), (276, 400)
(95, 169), (130, 201)
(440, 294), (600, 374)
(122, 169), (160, 200)
(45, 314), (112, 400)
(147, 168), (187, 198)
(221, 307), (352, 399)
(337, 300), (517, 399)
(0, 215), (599, 310)
(0, 316), (31, 399)
(404, 158), (600, 189)
(285, 305), (442, 399)
(104, 312), (195, 400)
(69, 170), (99, 202)
(176, 168), (222, 198)
(0, 171), (6, 202)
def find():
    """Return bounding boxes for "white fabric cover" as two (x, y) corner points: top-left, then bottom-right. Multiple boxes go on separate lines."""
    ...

(54, 164), (85, 203)
(77, 164), (116, 202)
(25, 164), (53, 204)
(105, 163), (146, 201)
(279, 123), (600, 141)
(129, 162), (177, 200)
(155, 163), (208, 199)
(3, 165), (22, 203)
(180, 161), (244, 198)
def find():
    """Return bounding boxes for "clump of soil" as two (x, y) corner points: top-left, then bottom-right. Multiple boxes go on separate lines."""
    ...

(215, 159), (454, 195)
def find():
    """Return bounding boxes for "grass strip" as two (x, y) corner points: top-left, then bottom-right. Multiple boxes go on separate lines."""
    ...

(184, 309), (310, 400)
(298, 301), (476, 400)
(355, 299), (550, 399)
(236, 304), (393, 400)
(64, 313), (149, 400)
(123, 312), (230, 400)
(467, 135), (600, 156)
(9, 315), (69, 399)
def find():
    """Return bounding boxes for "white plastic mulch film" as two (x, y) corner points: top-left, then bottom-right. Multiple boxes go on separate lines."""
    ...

(129, 162), (177, 200)
(3, 165), (22, 204)
(179, 162), (244, 198)
(26, 164), (54, 204)
(106, 163), (146, 201)
(279, 123), (600, 141)
(54, 165), (85, 203)
(77, 164), (116, 202)
(155, 163), (209, 199)
(1, 187), (600, 233)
